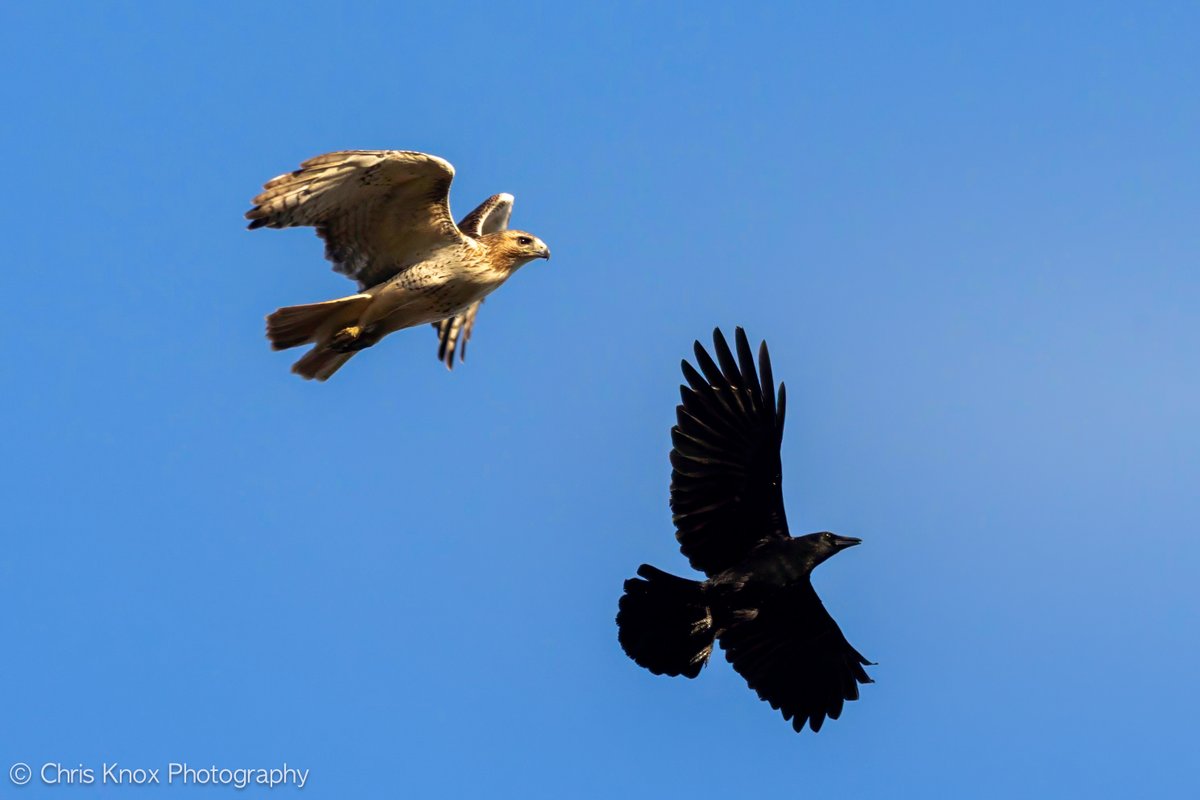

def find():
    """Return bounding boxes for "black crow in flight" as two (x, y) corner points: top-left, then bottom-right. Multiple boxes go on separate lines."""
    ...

(617, 328), (874, 733)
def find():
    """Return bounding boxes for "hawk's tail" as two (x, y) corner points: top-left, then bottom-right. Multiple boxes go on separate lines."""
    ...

(266, 294), (372, 351)
(617, 565), (714, 679)
(290, 347), (356, 382)
(265, 294), (372, 381)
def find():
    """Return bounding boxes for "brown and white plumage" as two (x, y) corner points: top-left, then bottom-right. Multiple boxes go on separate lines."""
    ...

(432, 191), (514, 369)
(246, 150), (549, 380)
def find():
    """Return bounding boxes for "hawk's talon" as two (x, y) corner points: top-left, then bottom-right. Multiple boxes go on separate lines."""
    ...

(330, 326), (363, 353)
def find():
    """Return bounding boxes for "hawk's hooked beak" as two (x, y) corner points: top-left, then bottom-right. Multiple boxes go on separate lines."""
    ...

(539, 245), (551, 261)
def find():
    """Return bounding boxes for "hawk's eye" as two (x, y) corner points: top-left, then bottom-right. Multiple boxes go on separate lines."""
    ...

(517, 236), (533, 246)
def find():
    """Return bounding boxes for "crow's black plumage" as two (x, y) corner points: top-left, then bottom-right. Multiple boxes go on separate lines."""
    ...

(617, 327), (874, 734)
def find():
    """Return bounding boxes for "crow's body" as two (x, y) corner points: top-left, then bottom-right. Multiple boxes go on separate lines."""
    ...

(617, 328), (874, 734)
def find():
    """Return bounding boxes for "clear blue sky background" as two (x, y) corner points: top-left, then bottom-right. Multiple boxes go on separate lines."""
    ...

(2, 3), (1197, 798)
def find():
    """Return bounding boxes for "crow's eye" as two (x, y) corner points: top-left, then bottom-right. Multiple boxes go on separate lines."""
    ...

(517, 236), (533, 246)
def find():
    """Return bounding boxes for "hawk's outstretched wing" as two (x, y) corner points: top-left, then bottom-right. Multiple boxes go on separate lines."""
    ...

(457, 192), (513, 238)
(670, 328), (791, 576)
(246, 150), (470, 290)
(432, 193), (514, 369)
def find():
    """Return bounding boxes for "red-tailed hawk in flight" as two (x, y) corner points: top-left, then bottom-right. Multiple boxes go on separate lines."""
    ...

(246, 150), (550, 380)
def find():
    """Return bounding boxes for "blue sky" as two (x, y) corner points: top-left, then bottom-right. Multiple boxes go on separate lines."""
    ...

(2, 2), (1197, 797)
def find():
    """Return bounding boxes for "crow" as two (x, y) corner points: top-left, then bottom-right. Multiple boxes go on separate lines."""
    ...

(616, 327), (874, 734)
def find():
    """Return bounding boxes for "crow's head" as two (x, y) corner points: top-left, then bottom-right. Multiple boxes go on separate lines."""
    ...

(794, 531), (862, 570)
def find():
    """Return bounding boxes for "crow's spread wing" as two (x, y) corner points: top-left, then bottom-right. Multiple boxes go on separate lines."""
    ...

(670, 327), (790, 576)
(719, 580), (873, 733)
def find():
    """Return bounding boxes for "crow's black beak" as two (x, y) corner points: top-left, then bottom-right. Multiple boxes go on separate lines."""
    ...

(833, 535), (862, 550)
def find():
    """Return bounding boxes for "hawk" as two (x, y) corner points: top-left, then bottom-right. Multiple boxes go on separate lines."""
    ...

(616, 328), (875, 734)
(246, 150), (550, 380)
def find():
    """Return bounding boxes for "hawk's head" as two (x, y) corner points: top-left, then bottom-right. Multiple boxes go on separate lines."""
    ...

(481, 230), (551, 270)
